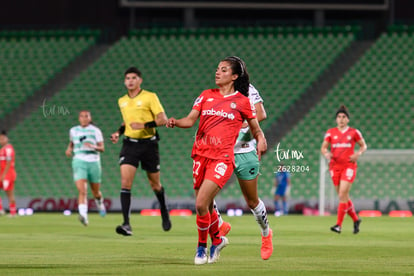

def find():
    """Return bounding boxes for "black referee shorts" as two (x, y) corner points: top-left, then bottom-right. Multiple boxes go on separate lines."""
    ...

(119, 137), (160, 172)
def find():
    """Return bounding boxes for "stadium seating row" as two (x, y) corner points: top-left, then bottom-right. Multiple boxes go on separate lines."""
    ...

(6, 26), (413, 202)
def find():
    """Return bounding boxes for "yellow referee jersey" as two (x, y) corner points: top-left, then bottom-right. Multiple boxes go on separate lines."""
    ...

(118, 89), (165, 139)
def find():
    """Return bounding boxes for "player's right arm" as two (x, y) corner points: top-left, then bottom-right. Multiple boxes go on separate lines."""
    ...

(166, 109), (200, 129)
(320, 140), (332, 162)
(65, 141), (73, 157)
(321, 130), (332, 162)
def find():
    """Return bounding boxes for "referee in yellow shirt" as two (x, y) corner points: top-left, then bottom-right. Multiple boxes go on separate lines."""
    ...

(110, 67), (171, 235)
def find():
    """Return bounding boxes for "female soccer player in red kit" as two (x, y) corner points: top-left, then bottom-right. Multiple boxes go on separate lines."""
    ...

(0, 130), (17, 216)
(321, 105), (367, 234)
(167, 56), (267, 265)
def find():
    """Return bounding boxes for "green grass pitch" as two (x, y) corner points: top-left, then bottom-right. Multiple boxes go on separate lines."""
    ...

(0, 213), (413, 275)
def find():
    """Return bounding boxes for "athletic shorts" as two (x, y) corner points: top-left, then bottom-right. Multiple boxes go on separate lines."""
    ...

(1, 179), (15, 191)
(275, 184), (288, 196)
(72, 159), (102, 183)
(192, 155), (234, 189)
(330, 163), (357, 186)
(234, 150), (260, 181)
(119, 137), (160, 172)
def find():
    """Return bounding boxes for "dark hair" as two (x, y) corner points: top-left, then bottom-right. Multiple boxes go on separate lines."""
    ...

(222, 56), (250, 96)
(124, 67), (142, 78)
(335, 104), (350, 118)
(0, 130), (7, 136)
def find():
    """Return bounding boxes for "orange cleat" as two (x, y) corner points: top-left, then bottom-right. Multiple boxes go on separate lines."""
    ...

(261, 228), (273, 260)
(218, 221), (232, 236)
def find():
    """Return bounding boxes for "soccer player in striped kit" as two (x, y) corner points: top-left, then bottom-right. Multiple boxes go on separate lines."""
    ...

(66, 111), (106, 226)
(167, 56), (267, 265)
(321, 105), (367, 234)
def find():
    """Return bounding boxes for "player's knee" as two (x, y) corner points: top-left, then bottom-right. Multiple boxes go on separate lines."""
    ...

(121, 178), (133, 189)
(195, 202), (208, 216)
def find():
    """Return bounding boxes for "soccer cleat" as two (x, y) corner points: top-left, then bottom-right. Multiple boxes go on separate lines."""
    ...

(0, 209), (5, 216)
(161, 207), (172, 231)
(208, 236), (229, 264)
(98, 203), (106, 217)
(116, 224), (133, 236)
(218, 221), (232, 236)
(353, 219), (362, 234)
(194, 246), (208, 265)
(78, 214), (89, 226)
(261, 228), (273, 260)
(330, 224), (341, 234)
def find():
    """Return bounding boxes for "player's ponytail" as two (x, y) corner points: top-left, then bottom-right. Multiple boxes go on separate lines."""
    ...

(335, 104), (350, 118)
(223, 56), (250, 97)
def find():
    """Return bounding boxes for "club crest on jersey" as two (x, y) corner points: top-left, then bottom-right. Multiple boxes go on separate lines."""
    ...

(193, 96), (203, 106)
(214, 162), (227, 177)
(136, 101), (142, 107)
(347, 135), (352, 140)
(230, 102), (237, 109)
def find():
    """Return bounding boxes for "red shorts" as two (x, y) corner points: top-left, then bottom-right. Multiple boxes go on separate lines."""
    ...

(192, 155), (234, 189)
(1, 179), (15, 191)
(329, 163), (357, 186)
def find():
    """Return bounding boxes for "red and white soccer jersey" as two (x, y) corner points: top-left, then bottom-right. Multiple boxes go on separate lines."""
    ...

(324, 127), (363, 185)
(191, 88), (256, 163)
(0, 144), (16, 190)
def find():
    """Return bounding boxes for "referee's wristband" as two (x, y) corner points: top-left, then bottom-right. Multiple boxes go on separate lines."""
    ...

(118, 125), (125, 135)
(144, 121), (157, 128)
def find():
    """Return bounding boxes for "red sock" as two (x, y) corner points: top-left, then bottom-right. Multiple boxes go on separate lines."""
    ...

(336, 202), (347, 226)
(196, 213), (210, 248)
(9, 202), (16, 216)
(209, 210), (221, 246)
(347, 200), (359, 222)
(0, 197), (3, 211)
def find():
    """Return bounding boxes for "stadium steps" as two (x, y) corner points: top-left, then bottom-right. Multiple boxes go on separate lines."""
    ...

(264, 40), (374, 145)
(0, 44), (111, 131)
(222, 40), (375, 197)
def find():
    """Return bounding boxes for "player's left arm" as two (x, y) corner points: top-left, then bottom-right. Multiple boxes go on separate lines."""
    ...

(129, 112), (168, 130)
(84, 142), (105, 152)
(247, 117), (267, 160)
(83, 129), (105, 152)
(349, 137), (367, 162)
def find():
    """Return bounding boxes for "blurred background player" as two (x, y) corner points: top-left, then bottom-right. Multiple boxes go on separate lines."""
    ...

(66, 110), (106, 226)
(214, 80), (273, 260)
(273, 163), (291, 216)
(110, 66), (171, 236)
(0, 130), (17, 217)
(321, 105), (367, 234)
(167, 56), (267, 265)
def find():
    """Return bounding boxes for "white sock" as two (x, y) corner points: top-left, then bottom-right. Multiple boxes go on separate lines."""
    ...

(213, 200), (224, 227)
(251, 199), (269, 237)
(78, 204), (88, 219)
